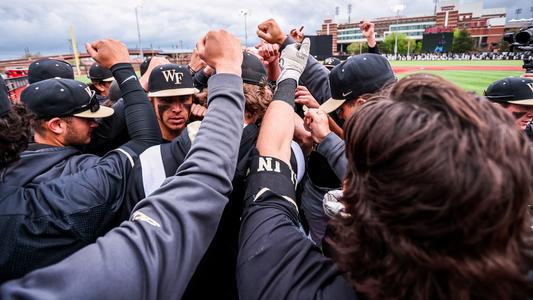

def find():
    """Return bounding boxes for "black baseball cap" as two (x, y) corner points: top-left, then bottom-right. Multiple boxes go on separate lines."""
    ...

(323, 57), (341, 70)
(485, 77), (533, 106)
(21, 78), (114, 119)
(107, 79), (122, 102)
(0, 76), (10, 117)
(87, 62), (114, 82)
(320, 53), (396, 113)
(148, 64), (198, 97)
(242, 51), (267, 86)
(140, 57), (152, 76)
(28, 59), (74, 84)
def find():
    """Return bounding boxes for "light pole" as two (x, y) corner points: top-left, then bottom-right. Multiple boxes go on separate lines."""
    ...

(135, 0), (144, 60)
(240, 9), (250, 48)
(391, 3), (405, 60)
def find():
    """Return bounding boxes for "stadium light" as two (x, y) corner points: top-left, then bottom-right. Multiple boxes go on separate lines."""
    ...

(240, 9), (250, 48)
(135, 0), (144, 60)
(391, 3), (406, 60)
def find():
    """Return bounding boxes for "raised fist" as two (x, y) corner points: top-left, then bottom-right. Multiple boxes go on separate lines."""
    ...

(257, 19), (287, 45)
(196, 29), (242, 76)
(85, 39), (130, 69)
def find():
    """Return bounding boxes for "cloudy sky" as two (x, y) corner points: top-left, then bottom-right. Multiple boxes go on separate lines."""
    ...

(0, 0), (529, 59)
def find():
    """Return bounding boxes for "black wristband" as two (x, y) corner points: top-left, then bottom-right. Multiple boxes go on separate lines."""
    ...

(273, 79), (297, 108)
(245, 149), (297, 205)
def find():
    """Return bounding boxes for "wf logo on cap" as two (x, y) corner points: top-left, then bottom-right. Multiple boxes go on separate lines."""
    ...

(528, 83), (533, 93)
(84, 86), (92, 97)
(162, 70), (184, 85)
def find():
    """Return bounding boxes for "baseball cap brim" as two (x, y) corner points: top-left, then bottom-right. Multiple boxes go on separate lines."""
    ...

(508, 99), (533, 106)
(319, 98), (346, 114)
(148, 88), (199, 97)
(73, 105), (114, 118)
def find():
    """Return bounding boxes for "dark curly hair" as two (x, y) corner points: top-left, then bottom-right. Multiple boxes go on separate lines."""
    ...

(0, 103), (32, 168)
(327, 74), (533, 299)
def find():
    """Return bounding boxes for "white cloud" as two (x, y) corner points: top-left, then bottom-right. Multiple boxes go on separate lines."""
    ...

(0, 0), (526, 59)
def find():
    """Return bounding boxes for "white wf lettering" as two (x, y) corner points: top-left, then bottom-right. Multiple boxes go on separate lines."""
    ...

(162, 70), (184, 84)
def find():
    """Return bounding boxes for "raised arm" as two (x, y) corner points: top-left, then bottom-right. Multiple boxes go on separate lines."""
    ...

(0, 29), (245, 300)
(237, 34), (355, 299)
(257, 19), (331, 103)
(360, 20), (379, 54)
(86, 39), (162, 155)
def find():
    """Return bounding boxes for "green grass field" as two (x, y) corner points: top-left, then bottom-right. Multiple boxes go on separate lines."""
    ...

(75, 60), (524, 95)
(389, 60), (522, 67)
(396, 70), (524, 95)
(389, 60), (524, 94)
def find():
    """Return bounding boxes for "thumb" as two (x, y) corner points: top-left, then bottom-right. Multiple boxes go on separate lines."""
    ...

(86, 43), (98, 58)
(196, 36), (207, 58)
(299, 38), (311, 56)
(256, 29), (270, 41)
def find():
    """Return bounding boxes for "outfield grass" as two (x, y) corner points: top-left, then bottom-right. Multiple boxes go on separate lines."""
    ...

(389, 60), (523, 67)
(74, 60), (524, 96)
(397, 70), (524, 94)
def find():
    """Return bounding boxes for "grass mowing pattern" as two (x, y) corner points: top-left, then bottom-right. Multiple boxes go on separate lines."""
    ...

(397, 70), (524, 95)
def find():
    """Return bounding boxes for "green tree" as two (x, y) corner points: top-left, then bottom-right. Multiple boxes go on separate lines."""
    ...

(383, 33), (409, 54)
(498, 39), (510, 52)
(452, 29), (474, 53)
(414, 40), (423, 54)
(346, 42), (368, 54)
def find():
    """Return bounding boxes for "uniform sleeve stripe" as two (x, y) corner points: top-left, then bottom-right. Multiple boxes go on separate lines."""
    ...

(115, 148), (135, 167)
(139, 145), (167, 196)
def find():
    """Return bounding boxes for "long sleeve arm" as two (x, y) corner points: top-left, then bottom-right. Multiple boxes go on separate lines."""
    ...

(315, 132), (347, 180)
(0, 74), (245, 300)
(237, 156), (356, 300)
(281, 36), (331, 103)
(111, 63), (162, 155)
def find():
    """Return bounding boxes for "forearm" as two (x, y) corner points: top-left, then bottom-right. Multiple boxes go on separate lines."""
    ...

(282, 36), (331, 103)
(267, 62), (281, 81)
(111, 63), (161, 154)
(175, 73), (244, 192)
(238, 156), (354, 299)
(368, 44), (380, 54)
(0, 73), (246, 300)
(193, 69), (211, 90)
(87, 99), (128, 155)
(257, 79), (296, 165)
(328, 115), (344, 139)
